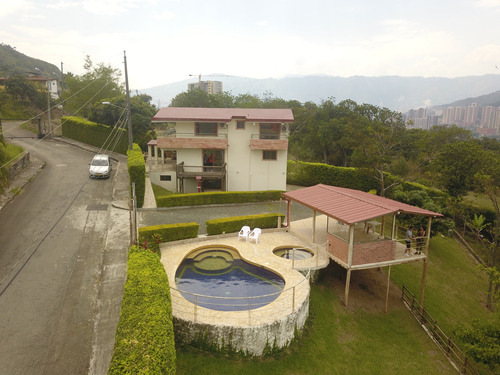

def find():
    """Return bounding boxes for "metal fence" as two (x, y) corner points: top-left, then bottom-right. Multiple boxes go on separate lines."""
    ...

(170, 267), (311, 325)
(401, 285), (481, 375)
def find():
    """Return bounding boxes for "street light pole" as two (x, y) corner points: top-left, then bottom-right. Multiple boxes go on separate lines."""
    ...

(123, 51), (133, 150)
(46, 80), (51, 138)
(33, 68), (52, 138)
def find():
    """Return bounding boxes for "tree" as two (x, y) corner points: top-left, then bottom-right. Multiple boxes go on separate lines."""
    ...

(454, 319), (500, 370)
(61, 56), (123, 118)
(349, 104), (407, 196)
(432, 141), (485, 198)
(170, 89), (235, 108)
(88, 94), (157, 149)
(5, 75), (45, 108)
(473, 151), (500, 310)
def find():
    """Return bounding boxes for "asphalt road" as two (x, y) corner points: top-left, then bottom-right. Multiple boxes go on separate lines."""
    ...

(0, 121), (130, 375)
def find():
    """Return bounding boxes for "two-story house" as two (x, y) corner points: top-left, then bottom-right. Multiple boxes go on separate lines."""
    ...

(149, 107), (294, 193)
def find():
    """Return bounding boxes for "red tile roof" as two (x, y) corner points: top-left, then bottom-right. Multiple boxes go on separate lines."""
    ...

(152, 107), (294, 123)
(283, 184), (443, 225)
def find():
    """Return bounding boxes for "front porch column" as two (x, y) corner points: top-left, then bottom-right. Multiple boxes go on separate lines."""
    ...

(147, 144), (153, 172)
(344, 225), (355, 306)
(160, 148), (165, 164)
(154, 145), (158, 166)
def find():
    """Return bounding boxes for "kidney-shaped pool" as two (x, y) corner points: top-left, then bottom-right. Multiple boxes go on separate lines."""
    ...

(175, 246), (285, 311)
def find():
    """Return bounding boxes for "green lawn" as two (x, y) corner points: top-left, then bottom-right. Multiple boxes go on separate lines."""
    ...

(151, 183), (174, 206)
(175, 235), (496, 374)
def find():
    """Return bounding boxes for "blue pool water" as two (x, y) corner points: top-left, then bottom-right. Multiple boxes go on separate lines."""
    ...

(175, 247), (285, 311)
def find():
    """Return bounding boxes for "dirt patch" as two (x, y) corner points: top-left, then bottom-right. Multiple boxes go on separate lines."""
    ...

(317, 262), (406, 313)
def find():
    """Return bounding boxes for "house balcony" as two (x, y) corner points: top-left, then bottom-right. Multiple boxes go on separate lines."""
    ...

(157, 133), (228, 150)
(176, 162), (226, 180)
(249, 134), (288, 150)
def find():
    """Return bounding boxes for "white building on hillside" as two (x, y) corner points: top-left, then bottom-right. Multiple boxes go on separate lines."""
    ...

(149, 107), (294, 193)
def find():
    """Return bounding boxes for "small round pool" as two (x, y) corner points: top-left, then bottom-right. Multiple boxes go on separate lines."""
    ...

(273, 246), (314, 261)
(175, 246), (285, 311)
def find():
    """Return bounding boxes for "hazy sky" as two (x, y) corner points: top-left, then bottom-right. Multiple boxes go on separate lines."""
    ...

(1, 0), (500, 90)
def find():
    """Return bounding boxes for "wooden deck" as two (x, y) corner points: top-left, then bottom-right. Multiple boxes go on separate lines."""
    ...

(288, 215), (426, 271)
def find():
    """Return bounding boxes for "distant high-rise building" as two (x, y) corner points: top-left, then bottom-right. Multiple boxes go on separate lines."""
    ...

(188, 80), (223, 95)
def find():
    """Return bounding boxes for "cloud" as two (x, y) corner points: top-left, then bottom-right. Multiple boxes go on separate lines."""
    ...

(45, 0), (78, 10)
(0, 0), (35, 18)
(80, 0), (154, 16)
(154, 11), (175, 20)
(476, 0), (500, 8)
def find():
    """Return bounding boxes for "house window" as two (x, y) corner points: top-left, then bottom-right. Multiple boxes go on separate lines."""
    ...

(263, 150), (277, 160)
(236, 121), (245, 129)
(260, 123), (280, 139)
(195, 122), (218, 136)
(160, 175), (172, 181)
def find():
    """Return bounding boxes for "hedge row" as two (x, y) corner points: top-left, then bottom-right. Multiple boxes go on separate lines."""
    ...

(206, 213), (285, 236)
(127, 144), (146, 208)
(156, 190), (283, 208)
(287, 160), (447, 199)
(138, 222), (199, 243)
(287, 160), (382, 191)
(61, 116), (128, 154)
(108, 245), (176, 375)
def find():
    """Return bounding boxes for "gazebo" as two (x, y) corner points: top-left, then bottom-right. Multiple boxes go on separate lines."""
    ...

(283, 184), (443, 311)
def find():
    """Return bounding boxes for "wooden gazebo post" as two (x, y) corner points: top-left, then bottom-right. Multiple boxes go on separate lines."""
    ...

(419, 216), (433, 308)
(344, 225), (355, 306)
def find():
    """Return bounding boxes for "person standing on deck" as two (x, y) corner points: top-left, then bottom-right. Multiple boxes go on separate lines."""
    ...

(405, 226), (414, 256)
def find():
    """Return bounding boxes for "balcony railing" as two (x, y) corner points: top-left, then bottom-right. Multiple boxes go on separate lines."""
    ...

(251, 133), (288, 140)
(164, 132), (227, 139)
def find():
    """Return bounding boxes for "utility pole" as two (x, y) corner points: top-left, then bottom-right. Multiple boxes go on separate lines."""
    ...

(123, 51), (133, 150)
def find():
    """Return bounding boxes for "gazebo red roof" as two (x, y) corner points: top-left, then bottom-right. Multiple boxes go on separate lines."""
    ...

(283, 184), (443, 225)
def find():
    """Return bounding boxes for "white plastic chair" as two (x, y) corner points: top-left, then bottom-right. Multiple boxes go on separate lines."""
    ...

(238, 226), (251, 241)
(248, 228), (261, 244)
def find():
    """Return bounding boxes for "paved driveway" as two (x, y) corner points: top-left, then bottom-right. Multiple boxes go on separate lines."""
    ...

(139, 199), (315, 235)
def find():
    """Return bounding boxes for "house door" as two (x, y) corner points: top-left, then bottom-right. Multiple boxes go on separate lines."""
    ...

(202, 149), (224, 168)
(202, 149), (225, 191)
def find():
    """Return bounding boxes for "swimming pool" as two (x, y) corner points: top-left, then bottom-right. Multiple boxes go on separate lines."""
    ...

(175, 246), (285, 311)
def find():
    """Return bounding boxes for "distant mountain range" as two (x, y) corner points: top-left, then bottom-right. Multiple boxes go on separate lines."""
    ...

(0, 43), (61, 79)
(142, 74), (500, 113)
(3, 43), (500, 113)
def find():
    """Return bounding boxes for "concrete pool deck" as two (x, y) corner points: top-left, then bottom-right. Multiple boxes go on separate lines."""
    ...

(159, 219), (331, 354)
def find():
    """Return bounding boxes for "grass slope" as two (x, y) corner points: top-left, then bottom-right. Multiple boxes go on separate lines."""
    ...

(175, 235), (495, 374)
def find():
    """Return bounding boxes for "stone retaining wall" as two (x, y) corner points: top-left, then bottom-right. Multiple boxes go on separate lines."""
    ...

(8, 152), (30, 183)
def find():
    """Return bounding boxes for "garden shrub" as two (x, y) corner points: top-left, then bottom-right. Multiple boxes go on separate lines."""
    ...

(206, 213), (285, 236)
(138, 222), (199, 243)
(287, 160), (379, 191)
(61, 116), (128, 154)
(156, 190), (283, 208)
(108, 245), (176, 375)
(127, 143), (146, 208)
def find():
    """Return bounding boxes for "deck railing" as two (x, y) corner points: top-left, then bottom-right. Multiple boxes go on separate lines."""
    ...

(401, 285), (480, 375)
(170, 267), (310, 325)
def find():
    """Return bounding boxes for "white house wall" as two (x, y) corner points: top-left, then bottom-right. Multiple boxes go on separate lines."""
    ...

(155, 118), (288, 193)
(227, 121), (287, 191)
